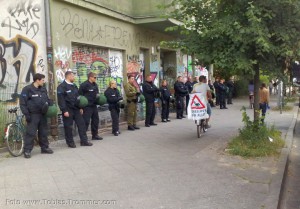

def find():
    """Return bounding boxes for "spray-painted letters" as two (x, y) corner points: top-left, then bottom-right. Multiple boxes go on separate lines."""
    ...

(1, 0), (41, 39)
(0, 36), (36, 101)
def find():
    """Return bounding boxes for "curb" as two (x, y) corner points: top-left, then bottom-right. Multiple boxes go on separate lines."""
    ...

(263, 104), (298, 209)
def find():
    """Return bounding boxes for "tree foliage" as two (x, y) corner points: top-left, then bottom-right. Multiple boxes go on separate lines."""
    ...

(163, 0), (300, 120)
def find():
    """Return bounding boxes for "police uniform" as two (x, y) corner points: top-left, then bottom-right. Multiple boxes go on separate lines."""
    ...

(124, 82), (139, 129)
(218, 83), (227, 109)
(185, 81), (193, 114)
(142, 81), (159, 126)
(78, 80), (100, 139)
(226, 80), (234, 104)
(213, 81), (220, 105)
(160, 86), (171, 122)
(57, 80), (90, 146)
(20, 84), (52, 153)
(174, 81), (188, 119)
(104, 87), (122, 135)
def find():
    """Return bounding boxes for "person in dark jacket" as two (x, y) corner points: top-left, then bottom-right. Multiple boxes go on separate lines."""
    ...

(142, 75), (159, 127)
(160, 79), (171, 122)
(104, 80), (123, 136)
(218, 78), (228, 109)
(185, 76), (193, 114)
(57, 71), (93, 148)
(174, 76), (188, 119)
(213, 77), (220, 106)
(20, 73), (54, 158)
(226, 78), (234, 105)
(79, 72), (102, 140)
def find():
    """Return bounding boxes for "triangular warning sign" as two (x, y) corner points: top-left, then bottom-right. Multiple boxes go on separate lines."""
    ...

(191, 95), (206, 109)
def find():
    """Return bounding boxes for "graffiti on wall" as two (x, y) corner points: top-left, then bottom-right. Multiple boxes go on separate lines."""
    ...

(71, 45), (110, 92)
(58, 8), (157, 50)
(109, 50), (123, 92)
(70, 45), (125, 96)
(1, 0), (41, 39)
(150, 54), (160, 86)
(0, 0), (47, 103)
(126, 54), (144, 90)
(54, 46), (71, 82)
(0, 36), (37, 101)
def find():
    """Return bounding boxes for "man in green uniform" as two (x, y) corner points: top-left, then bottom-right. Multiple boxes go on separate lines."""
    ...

(124, 75), (140, 130)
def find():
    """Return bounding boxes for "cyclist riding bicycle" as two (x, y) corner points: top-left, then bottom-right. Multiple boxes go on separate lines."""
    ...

(192, 75), (212, 129)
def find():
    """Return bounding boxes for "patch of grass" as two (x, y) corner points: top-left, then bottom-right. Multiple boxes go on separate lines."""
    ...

(227, 107), (285, 158)
(271, 105), (293, 111)
(284, 96), (297, 103)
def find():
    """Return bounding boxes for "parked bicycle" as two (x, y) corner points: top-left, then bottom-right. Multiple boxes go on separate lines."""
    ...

(4, 107), (25, 157)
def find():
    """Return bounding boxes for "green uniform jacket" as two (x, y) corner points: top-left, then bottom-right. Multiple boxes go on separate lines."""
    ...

(124, 83), (138, 101)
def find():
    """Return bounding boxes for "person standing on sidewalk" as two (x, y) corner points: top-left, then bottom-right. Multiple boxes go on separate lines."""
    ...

(124, 75), (140, 131)
(218, 78), (228, 109)
(142, 75), (159, 127)
(226, 78), (234, 105)
(57, 71), (93, 148)
(259, 83), (270, 123)
(174, 76), (188, 119)
(269, 80), (273, 95)
(20, 73), (54, 158)
(160, 79), (171, 122)
(104, 80), (123, 136)
(185, 76), (194, 115)
(213, 77), (220, 106)
(79, 72), (103, 140)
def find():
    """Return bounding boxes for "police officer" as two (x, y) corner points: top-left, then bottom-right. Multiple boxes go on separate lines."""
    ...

(174, 76), (188, 119)
(104, 80), (123, 136)
(185, 76), (193, 114)
(160, 79), (171, 122)
(213, 77), (220, 106)
(79, 72), (103, 140)
(57, 71), (93, 148)
(142, 75), (159, 127)
(20, 73), (54, 158)
(124, 75), (140, 131)
(226, 78), (234, 105)
(218, 78), (228, 109)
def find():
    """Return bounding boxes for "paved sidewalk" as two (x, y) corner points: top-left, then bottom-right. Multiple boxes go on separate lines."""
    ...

(279, 113), (300, 209)
(0, 96), (296, 209)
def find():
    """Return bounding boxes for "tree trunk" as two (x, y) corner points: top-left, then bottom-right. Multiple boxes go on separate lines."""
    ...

(253, 63), (260, 122)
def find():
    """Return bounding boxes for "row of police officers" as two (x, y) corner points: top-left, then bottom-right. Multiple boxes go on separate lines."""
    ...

(20, 71), (189, 159)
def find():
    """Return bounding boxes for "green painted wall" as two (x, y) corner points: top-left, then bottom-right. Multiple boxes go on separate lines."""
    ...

(61, 0), (171, 18)
(84, 0), (133, 16)
(132, 0), (172, 17)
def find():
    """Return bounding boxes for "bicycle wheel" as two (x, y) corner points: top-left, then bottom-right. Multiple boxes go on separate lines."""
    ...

(197, 124), (201, 138)
(5, 123), (24, 157)
(202, 120), (207, 132)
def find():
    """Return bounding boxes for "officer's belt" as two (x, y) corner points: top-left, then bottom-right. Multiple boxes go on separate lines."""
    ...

(127, 99), (137, 103)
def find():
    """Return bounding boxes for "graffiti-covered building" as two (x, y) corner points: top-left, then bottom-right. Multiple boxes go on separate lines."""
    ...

(0, 0), (196, 137)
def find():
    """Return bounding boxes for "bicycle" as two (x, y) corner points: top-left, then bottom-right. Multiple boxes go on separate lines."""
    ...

(195, 119), (207, 138)
(4, 107), (25, 157)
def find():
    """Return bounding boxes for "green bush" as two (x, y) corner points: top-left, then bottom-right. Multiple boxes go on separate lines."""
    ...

(227, 107), (285, 158)
(234, 78), (249, 96)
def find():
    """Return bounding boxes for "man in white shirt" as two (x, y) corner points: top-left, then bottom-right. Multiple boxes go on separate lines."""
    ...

(192, 75), (212, 128)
